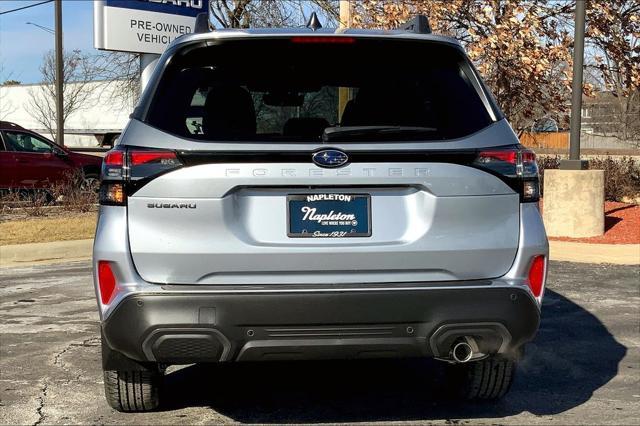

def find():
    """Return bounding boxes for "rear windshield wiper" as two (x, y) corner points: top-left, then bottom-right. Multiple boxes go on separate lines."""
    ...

(322, 126), (438, 142)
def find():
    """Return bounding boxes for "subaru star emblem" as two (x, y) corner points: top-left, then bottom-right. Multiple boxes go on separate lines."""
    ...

(312, 149), (349, 168)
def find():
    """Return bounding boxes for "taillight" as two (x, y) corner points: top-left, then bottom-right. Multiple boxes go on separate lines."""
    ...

(104, 150), (124, 165)
(128, 150), (182, 180)
(477, 150), (517, 164)
(103, 150), (124, 180)
(99, 147), (183, 205)
(97, 261), (117, 304)
(99, 183), (125, 205)
(527, 255), (546, 300)
(474, 147), (540, 202)
(130, 151), (179, 166)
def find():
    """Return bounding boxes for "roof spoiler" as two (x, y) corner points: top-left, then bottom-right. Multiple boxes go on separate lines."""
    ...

(397, 15), (432, 34)
(194, 12), (211, 33)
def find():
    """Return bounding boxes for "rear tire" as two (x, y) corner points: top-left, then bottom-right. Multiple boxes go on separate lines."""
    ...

(80, 172), (100, 193)
(103, 369), (161, 412)
(446, 355), (516, 400)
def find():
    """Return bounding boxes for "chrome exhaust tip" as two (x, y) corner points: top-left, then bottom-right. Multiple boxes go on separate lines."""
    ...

(451, 340), (474, 363)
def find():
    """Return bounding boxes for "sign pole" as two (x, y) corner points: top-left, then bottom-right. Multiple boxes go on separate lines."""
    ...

(140, 53), (160, 92)
(544, 0), (604, 239)
(55, 0), (64, 146)
(561, 0), (588, 170)
(338, 0), (352, 123)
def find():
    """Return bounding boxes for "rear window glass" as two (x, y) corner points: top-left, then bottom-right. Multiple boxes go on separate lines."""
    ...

(145, 38), (493, 142)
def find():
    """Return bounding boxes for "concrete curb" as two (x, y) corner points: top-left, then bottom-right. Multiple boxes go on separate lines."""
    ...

(1, 239), (639, 268)
(0, 239), (93, 268)
(549, 240), (640, 265)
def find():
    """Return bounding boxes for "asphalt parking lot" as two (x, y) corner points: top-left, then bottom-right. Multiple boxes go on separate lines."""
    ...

(0, 260), (638, 425)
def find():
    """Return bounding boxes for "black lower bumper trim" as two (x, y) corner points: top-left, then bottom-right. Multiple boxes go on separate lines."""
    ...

(101, 286), (540, 365)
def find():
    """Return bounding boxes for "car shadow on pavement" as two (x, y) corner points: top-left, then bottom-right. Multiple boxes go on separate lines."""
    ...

(161, 289), (626, 423)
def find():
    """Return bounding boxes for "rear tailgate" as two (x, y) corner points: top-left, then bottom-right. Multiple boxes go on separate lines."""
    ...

(125, 35), (521, 285)
(127, 161), (519, 284)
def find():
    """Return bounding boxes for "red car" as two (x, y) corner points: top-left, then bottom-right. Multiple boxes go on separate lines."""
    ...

(0, 122), (103, 192)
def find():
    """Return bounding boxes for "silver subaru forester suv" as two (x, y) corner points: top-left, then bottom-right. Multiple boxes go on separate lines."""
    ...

(94, 16), (548, 411)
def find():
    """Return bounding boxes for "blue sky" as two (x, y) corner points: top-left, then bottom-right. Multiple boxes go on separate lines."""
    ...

(0, 0), (95, 84)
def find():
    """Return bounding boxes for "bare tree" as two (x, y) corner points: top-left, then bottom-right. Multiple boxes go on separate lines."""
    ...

(27, 49), (97, 142)
(0, 90), (17, 120)
(209, 0), (338, 29)
(585, 0), (640, 141)
(93, 51), (141, 110)
(0, 61), (19, 120)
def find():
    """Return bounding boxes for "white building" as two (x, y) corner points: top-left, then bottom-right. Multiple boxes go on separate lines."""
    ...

(0, 80), (132, 147)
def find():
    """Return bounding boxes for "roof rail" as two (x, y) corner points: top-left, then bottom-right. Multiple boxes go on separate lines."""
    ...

(0, 121), (25, 130)
(194, 12), (211, 33)
(397, 15), (432, 34)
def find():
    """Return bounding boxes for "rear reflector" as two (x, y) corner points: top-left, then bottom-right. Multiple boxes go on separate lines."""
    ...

(527, 255), (546, 298)
(98, 261), (117, 304)
(291, 36), (355, 44)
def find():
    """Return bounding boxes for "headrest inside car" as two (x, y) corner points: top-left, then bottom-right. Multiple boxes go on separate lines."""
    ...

(203, 85), (256, 138)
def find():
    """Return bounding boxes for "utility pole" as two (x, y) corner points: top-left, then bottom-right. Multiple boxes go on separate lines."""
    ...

(339, 0), (351, 27)
(562, 0), (587, 170)
(338, 0), (352, 123)
(54, 0), (64, 146)
(544, 0), (604, 239)
(140, 54), (160, 93)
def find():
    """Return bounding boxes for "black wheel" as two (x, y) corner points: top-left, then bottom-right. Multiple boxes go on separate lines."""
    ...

(446, 355), (517, 400)
(103, 369), (162, 412)
(81, 173), (100, 193)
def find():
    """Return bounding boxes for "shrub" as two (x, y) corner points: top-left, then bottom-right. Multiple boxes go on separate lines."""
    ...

(0, 190), (22, 217)
(51, 170), (98, 213)
(589, 157), (640, 202)
(0, 170), (97, 218)
(537, 155), (561, 198)
(3, 189), (53, 217)
(538, 155), (640, 202)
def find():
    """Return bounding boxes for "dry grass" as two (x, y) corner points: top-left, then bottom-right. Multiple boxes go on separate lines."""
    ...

(0, 212), (97, 245)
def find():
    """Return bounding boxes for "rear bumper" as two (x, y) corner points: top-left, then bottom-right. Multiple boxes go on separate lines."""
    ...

(101, 285), (540, 366)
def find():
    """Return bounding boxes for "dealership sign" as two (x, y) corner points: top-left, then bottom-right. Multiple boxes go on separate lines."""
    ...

(94, 0), (207, 54)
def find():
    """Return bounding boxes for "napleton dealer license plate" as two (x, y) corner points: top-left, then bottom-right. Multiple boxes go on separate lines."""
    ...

(287, 193), (372, 238)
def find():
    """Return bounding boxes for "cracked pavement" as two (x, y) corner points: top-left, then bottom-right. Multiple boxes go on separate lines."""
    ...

(0, 260), (638, 425)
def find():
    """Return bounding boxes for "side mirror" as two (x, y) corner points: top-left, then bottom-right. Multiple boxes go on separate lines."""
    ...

(53, 147), (68, 157)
